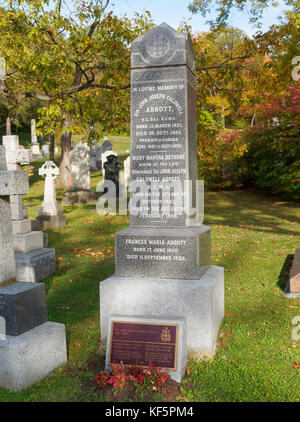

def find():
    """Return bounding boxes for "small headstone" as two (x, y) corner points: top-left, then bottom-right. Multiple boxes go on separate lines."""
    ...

(37, 161), (67, 229)
(103, 154), (121, 197)
(101, 137), (113, 154)
(30, 119), (42, 159)
(42, 144), (49, 158)
(90, 141), (98, 172)
(62, 142), (97, 206)
(96, 145), (102, 170)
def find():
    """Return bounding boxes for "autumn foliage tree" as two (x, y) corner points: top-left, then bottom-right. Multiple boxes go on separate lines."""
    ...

(0, 0), (152, 186)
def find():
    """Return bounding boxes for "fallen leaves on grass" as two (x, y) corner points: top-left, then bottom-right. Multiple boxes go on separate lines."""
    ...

(293, 363), (300, 369)
(72, 247), (114, 260)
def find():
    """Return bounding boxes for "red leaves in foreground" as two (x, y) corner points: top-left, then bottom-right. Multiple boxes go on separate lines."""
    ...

(95, 362), (169, 395)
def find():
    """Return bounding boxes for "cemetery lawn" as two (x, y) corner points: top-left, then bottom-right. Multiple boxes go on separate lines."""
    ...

(0, 154), (299, 401)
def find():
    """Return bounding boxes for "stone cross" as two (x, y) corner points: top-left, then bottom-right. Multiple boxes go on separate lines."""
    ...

(37, 161), (66, 229)
(0, 145), (29, 285)
(38, 161), (60, 215)
(2, 135), (32, 221)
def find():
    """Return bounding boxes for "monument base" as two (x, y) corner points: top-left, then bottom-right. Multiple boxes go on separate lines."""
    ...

(0, 321), (67, 392)
(15, 248), (56, 282)
(37, 213), (67, 230)
(62, 189), (98, 206)
(284, 280), (300, 298)
(32, 154), (43, 161)
(100, 265), (224, 359)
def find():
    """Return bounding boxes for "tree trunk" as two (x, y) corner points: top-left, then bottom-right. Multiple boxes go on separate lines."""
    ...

(56, 121), (72, 189)
(251, 109), (256, 127)
(49, 134), (55, 161)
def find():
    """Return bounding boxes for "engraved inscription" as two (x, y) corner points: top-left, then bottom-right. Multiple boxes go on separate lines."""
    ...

(109, 322), (178, 370)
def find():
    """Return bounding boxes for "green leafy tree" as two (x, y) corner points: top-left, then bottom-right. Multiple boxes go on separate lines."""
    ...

(0, 0), (152, 186)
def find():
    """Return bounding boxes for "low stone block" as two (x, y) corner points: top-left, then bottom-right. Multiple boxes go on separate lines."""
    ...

(115, 225), (211, 280)
(15, 248), (55, 282)
(37, 214), (67, 230)
(10, 195), (24, 221)
(12, 219), (31, 235)
(13, 231), (44, 253)
(6, 149), (32, 165)
(100, 265), (224, 359)
(30, 219), (42, 231)
(62, 189), (98, 206)
(0, 170), (29, 196)
(0, 321), (67, 392)
(105, 315), (186, 383)
(2, 135), (20, 151)
(0, 282), (48, 336)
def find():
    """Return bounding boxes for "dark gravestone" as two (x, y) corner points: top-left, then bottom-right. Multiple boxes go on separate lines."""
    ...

(0, 282), (48, 336)
(103, 154), (121, 197)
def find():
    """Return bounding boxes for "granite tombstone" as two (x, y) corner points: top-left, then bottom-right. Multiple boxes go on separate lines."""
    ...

(0, 146), (67, 391)
(62, 141), (97, 205)
(100, 24), (224, 381)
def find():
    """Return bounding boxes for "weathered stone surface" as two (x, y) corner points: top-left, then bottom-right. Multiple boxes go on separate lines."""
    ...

(2, 135), (20, 152)
(15, 248), (55, 283)
(10, 195), (24, 221)
(131, 23), (195, 73)
(0, 146), (7, 171)
(0, 170), (29, 196)
(0, 282), (48, 336)
(130, 66), (197, 226)
(0, 321), (67, 391)
(42, 144), (50, 157)
(115, 225), (211, 279)
(0, 197), (16, 285)
(37, 214), (67, 230)
(70, 142), (90, 190)
(105, 315), (186, 383)
(100, 266), (224, 359)
(5, 149), (32, 166)
(13, 231), (44, 253)
(12, 219), (31, 235)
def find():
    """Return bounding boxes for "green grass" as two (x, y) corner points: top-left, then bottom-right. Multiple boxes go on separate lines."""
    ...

(0, 139), (299, 401)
